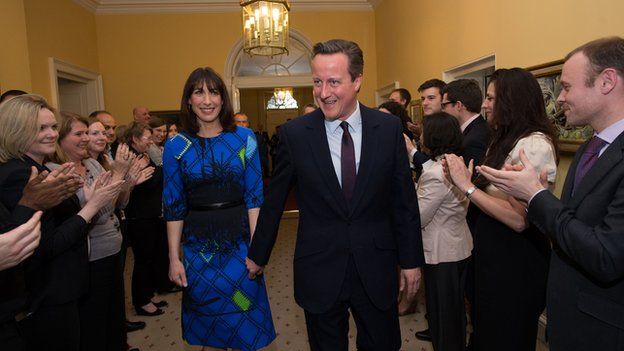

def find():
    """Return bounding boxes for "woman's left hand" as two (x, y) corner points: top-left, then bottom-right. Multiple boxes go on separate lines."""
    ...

(83, 171), (113, 202)
(443, 154), (474, 193)
(111, 143), (135, 176)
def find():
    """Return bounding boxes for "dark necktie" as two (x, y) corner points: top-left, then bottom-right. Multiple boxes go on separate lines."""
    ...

(340, 121), (356, 201)
(573, 136), (607, 193)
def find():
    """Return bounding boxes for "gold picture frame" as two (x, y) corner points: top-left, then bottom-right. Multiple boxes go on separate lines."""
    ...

(526, 59), (592, 153)
(408, 99), (423, 124)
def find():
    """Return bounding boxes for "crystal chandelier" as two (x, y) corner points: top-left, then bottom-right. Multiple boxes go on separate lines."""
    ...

(241, 0), (290, 56)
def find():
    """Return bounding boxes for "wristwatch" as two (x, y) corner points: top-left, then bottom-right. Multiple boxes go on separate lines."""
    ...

(465, 186), (477, 199)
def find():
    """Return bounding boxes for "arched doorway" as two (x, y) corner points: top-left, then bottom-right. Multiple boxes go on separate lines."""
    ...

(224, 29), (314, 131)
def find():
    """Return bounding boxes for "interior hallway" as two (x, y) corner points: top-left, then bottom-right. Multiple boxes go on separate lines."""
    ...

(124, 216), (547, 351)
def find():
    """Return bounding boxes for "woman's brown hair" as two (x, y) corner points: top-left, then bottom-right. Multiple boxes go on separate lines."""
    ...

(179, 67), (235, 134)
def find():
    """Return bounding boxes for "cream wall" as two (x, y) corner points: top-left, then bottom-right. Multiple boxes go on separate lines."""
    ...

(0, 0), (32, 93)
(375, 0), (624, 95)
(375, 0), (624, 197)
(95, 11), (377, 123)
(22, 0), (100, 102)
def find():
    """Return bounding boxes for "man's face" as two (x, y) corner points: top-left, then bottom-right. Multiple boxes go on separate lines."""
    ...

(134, 107), (151, 123)
(96, 113), (117, 143)
(441, 93), (460, 118)
(312, 53), (362, 121)
(420, 87), (442, 115)
(557, 53), (602, 127)
(389, 91), (406, 107)
(234, 114), (250, 128)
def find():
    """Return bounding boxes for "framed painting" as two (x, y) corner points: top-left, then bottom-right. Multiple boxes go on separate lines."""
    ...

(408, 99), (423, 124)
(527, 59), (592, 152)
(150, 110), (181, 123)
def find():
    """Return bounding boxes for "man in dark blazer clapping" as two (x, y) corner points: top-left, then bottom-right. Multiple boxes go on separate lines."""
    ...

(478, 36), (624, 351)
(246, 39), (424, 351)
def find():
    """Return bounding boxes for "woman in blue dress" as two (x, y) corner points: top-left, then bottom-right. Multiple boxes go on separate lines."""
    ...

(163, 67), (276, 351)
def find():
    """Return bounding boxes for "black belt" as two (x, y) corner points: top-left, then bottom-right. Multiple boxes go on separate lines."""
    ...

(190, 199), (244, 211)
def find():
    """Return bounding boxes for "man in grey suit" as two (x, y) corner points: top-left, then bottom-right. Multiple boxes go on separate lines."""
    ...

(478, 36), (624, 351)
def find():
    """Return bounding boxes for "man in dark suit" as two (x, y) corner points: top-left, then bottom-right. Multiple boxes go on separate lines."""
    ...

(405, 79), (447, 178)
(441, 79), (490, 167)
(478, 36), (624, 351)
(246, 39), (424, 351)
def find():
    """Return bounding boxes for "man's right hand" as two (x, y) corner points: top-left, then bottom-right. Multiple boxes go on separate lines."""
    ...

(0, 211), (42, 270)
(246, 257), (264, 279)
(18, 165), (82, 211)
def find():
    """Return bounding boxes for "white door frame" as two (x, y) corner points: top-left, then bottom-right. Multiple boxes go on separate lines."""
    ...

(442, 53), (496, 82)
(48, 57), (105, 110)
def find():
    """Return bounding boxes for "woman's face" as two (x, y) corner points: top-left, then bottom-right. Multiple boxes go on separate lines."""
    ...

(27, 108), (59, 160)
(188, 82), (223, 126)
(87, 122), (108, 155)
(482, 82), (496, 123)
(168, 124), (178, 137)
(151, 125), (167, 144)
(132, 129), (153, 153)
(60, 121), (90, 162)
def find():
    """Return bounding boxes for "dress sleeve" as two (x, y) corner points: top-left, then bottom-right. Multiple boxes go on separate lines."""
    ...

(509, 133), (557, 184)
(162, 135), (189, 221)
(243, 131), (264, 209)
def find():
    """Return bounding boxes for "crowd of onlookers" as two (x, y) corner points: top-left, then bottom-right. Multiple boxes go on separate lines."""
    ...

(0, 92), (184, 351)
(2, 35), (624, 351)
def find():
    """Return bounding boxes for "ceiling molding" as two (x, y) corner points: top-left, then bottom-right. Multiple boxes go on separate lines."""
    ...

(73, 0), (377, 14)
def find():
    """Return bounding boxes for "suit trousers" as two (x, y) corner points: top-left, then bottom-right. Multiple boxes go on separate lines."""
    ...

(304, 256), (401, 351)
(424, 258), (469, 351)
(127, 218), (170, 308)
(18, 300), (81, 351)
(0, 320), (24, 351)
(78, 252), (125, 351)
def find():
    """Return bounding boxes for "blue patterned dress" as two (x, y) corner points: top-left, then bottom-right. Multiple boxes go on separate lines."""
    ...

(162, 128), (276, 350)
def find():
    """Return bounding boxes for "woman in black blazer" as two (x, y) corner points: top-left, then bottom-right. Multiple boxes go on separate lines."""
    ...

(123, 122), (171, 316)
(0, 95), (122, 351)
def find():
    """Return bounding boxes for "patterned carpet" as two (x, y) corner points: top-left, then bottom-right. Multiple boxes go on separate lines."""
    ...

(124, 215), (548, 351)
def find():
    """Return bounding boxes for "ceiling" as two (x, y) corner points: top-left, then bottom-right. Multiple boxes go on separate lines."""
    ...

(74, 0), (383, 14)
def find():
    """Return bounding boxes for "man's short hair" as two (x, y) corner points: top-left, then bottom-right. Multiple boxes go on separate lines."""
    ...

(391, 88), (411, 107)
(89, 110), (112, 118)
(566, 36), (624, 87)
(441, 79), (483, 113)
(0, 89), (28, 103)
(312, 39), (363, 81)
(418, 79), (446, 93)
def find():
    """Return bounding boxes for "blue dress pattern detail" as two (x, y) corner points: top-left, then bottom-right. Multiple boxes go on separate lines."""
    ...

(163, 128), (275, 350)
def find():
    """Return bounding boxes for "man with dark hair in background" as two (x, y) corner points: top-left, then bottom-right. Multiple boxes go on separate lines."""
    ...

(247, 39), (423, 351)
(440, 79), (490, 168)
(418, 79), (446, 116)
(404, 79), (448, 183)
(389, 88), (412, 109)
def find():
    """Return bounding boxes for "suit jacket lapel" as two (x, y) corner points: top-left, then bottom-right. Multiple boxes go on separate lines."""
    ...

(349, 104), (379, 216)
(569, 132), (624, 206)
(306, 112), (349, 215)
(462, 115), (483, 136)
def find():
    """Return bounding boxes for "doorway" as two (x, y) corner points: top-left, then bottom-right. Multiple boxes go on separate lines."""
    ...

(48, 57), (104, 114)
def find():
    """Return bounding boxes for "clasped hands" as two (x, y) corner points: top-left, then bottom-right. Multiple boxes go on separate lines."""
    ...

(442, 149), (549, 203)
